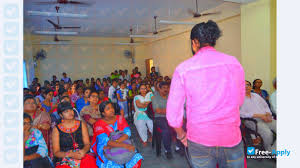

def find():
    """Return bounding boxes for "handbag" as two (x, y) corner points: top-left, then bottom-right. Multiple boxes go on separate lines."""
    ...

(103, 131), (135, 165)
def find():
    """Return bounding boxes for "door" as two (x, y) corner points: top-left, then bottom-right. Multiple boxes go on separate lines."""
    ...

(145, 59), (153, 76)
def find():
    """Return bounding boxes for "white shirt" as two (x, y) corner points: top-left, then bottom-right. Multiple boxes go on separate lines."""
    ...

(240, 93), (272, 118)
(108, 86), (117, 103)
(270, 90), (276, 114)
(125, 74), (130, 81)
(119, 76), (125, 81)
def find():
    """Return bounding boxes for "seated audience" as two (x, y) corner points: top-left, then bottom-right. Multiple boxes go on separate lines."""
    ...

(52, 102), (90, 168)
(108, 79), (118, 103)
(240, 80), (276, 151)
(24, 95), (51, 154)
(101, 80), (110, 97)
(133, 84), (153, 147)
(252, 79), (270, 105)
(270, 77), (277, 114)
(117, 81), (129, 118)
(80, 90), (102, 139)
(71, 85), (84, 104)
(76, 88), (91, 113)
(85, 78), (90, 88)
(35, 86), (46, 105)
(98, 90), (109, 105)
(54, 84), (60, 97)
(92, 101), (143, 168)
(24, 113), (52, 168)
(124, 69), (131, 81)
(51, 75), (58, 86)
(95, 78), (102, 91)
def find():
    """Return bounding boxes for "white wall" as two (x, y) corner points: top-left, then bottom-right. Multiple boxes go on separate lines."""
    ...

(241, 0), (276, 92)
(27, 36), (148, 82)
(136, 14), (241, 77)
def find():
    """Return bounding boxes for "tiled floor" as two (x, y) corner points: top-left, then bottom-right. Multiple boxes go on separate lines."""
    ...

(129, 123), (276, 168)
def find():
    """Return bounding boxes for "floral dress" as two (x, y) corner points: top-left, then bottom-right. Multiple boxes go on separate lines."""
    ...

(24, 128), (51, 168)
(54, 120), (84, 168)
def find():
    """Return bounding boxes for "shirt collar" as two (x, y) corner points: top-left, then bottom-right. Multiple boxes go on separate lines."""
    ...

(194, 46), (216, 56)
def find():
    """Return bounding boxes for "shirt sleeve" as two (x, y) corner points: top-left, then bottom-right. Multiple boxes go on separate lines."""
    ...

(238, 66), (246, 106)
(269, 92), (276, 113)
(34, 129), (48, 157)
(166, 69), (185, 128)
(108, 87), (113, 100)
(239, 102), (253, 118)
(258, 95), (272, 114)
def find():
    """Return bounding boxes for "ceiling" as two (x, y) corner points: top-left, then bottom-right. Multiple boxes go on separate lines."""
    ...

(24, 0), (227, 37)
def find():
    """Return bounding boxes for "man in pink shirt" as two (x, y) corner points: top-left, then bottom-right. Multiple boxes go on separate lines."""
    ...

(166, 20), (245, 168)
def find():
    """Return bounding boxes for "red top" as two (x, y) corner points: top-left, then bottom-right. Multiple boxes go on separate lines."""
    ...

(97, 97), (109, 104)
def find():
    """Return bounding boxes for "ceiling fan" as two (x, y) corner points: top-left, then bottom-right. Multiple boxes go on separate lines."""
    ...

(188, 0), (221, 18)
(160, 0), (221, 25)
(131, 16), (172, 38)
(46, 6), (81, 30)
(152, 16), (172, 35)
(114, 28), (143, 46)
(35, 0), (92, 6)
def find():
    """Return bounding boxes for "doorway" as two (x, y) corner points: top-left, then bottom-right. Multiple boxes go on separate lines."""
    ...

(145, 59), (153, 76)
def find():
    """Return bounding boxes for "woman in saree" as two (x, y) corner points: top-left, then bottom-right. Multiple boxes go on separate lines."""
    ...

(91, 101), (143, 168)
(24, 94), (51, 155)
(23, 113), (52, 168)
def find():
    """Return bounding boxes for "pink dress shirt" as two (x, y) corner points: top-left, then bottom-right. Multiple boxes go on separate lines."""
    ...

(166, 46), (245, 147)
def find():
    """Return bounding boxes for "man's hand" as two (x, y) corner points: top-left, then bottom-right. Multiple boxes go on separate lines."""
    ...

(261, 114), (272, 123)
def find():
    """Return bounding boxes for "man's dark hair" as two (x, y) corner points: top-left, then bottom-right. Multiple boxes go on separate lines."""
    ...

(159, 81), (169, 88)
(112, 79), (118, 83)
(83, 87), (92, 93)
(58, 88), (67, 96)
(89, 89), (99, 98)
(190, 20), (221, 47)
(76, 85), (83, 90)
(44, 88), (53, 95)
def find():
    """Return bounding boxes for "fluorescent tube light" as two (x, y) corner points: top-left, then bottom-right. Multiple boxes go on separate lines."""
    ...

(130, 35), (158, 38)
(114, 43), (139, 46)
(27, 11), (88, 18)
(34, 31), (78, 35)
(40, 41), (70, 45)
(159, 20), (196, 25)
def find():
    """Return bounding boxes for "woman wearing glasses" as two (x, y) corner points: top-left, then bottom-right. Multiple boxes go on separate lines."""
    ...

(80, 90), (102, 140)
(24, 95), (51, 156)
(24, 113), (52, 168)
